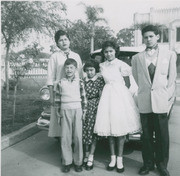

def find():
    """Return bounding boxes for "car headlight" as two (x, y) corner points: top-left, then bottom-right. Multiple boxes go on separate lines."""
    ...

(39, 86), (50, 100)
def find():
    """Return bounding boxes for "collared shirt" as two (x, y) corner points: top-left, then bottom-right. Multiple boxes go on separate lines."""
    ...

(47, 49), (83, 86)
(145, 45), (159, 67)
(84, 74), (99, 82)
(145, 44), (158, 51)
(104, 58), (118, 66)
(102, 58), (131, 77)
(64, 50), (70, 59)
(53, 77), (87, 111)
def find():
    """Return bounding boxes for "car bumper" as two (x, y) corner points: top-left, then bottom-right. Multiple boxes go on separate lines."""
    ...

(36, 117), (50, 131)
(128, 133), (141, 141)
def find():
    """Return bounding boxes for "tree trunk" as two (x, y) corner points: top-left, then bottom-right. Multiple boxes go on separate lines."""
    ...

(5, 43), (10, 99)
(90, 25), (95, 53)
(12, 81), (18, 127)
(90, 36), (94, 53)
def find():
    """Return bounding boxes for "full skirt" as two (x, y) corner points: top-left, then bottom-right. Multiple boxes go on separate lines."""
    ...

(94, 83), (141, 137)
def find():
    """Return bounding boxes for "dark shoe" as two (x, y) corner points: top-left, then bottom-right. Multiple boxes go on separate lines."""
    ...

(74, 165), (83, 172)
(157, 167), (170, 176)
(83, 157), (88, 167)
(83, 162), (87, 167)
(62, 164), (71, 173)
(138, 166), (154, 175)
(149, 165), (155, 171)
(117, 167), (125, 173)
(107, 165), (116, 171)
(85, 161), (94, 171)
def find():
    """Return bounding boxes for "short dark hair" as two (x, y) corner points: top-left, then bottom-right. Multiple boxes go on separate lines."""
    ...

(83, 59), (100, 73)
(91, 52), (103, 59)
(64, 58), (77, 68)
(101, 41), (119, 58)
(54, 30), (70, 45)
(142, 25), (160, 36)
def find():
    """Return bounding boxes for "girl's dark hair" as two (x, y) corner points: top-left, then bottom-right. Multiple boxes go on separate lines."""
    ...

(54, 30), (70, 45)
(142, 25), (160, 36)
(83, 59), (100, 73)
(101, 41), (119, 58)
(64, 58), (77, 68)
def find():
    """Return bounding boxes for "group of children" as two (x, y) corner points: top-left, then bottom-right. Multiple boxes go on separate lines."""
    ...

(47, 25), (177, 176)
(49, 35), (141, 173)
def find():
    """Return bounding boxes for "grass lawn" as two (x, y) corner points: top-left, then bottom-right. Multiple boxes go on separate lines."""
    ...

(1, 88), (44, 136)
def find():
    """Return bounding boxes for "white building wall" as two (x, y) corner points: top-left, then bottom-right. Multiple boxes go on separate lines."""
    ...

(134, 7), (180, 54)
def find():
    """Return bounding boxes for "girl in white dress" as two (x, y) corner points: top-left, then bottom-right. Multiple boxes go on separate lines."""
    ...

(94, 41), (141, 173)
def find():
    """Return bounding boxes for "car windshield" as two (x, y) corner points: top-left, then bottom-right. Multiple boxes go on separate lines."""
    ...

(91, 46), (144, 66)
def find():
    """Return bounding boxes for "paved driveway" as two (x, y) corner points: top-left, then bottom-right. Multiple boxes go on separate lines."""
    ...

(2, 99), (180, 176)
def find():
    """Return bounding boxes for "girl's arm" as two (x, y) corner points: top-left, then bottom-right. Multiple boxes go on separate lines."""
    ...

(119, 61), (131, 89)
(123, 76), (130, 88)
(49, 85), (54, 106)
(98, 76), (105, 97)
(80, 80), (88, 114)
(53, 81), (62, 124)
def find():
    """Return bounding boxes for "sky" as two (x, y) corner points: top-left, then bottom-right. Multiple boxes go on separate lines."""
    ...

(62, 0), (180, 34)
(1, 0), (180, 54)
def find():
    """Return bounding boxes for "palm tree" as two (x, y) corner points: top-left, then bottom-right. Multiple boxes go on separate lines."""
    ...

(79, 3), (107, 53)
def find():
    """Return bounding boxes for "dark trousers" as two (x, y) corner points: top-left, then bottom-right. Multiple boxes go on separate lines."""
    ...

(140, 113), (169, 169)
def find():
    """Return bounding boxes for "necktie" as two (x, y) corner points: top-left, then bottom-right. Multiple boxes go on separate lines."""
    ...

(148, 63), (156, 82)
(64, 52), (69, 59)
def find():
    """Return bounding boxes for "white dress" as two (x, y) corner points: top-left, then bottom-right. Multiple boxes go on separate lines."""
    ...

(94, 59), (141, 137)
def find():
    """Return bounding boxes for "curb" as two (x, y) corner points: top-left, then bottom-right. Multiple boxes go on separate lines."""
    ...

(1, 122), (41, 150)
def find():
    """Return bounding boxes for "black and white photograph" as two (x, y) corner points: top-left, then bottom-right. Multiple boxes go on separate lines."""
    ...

(1, 0), (180, 175)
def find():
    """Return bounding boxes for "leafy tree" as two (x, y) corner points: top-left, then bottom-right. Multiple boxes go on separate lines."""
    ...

(67, 20), (91, 61)
(9, 43), (42, 126)
(116, 28), (134, 46)
(1, 1), (66, 98)
(67, 20), (115, 62)
(79, 3), (107, 52)
(94, 26), (116, 49)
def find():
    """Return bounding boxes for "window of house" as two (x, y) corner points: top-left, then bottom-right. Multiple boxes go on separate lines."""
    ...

(158, 28), (169, 43)
(177, 27), (180, 42)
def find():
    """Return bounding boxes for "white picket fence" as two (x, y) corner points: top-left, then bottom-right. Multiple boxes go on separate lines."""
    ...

(22, 67), (47, 78)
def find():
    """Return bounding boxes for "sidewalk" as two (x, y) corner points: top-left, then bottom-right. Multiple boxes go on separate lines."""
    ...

(2, 99), (180, 176)
(169, 96), (180, 143)
(169, 96), (180, 144)
(168, 96), (180, 176)
(1, 122), (40, 150)
(1, 97), (180, 176)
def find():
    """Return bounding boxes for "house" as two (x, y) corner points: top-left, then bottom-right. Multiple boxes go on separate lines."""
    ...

(134, 7), (180, 96)
(134, 7), (180, 51)
(134, 7), (180, 71)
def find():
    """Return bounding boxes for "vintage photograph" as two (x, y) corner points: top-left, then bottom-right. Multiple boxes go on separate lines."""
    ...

(1, 0), (180, 175)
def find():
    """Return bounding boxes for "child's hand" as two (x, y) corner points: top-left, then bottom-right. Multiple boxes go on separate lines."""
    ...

(82, 110), (86, 120)
(55, 107), (62, 125)
(49, 86), (55, 106)
(57, 117), (61, 125)
(50, 98), (55, 107)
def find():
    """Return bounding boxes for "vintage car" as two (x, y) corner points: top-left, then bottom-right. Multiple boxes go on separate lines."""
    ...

(36, 46), (175, 142)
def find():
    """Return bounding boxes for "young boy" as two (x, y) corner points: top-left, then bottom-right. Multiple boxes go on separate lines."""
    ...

(54, 58), (87, 173)
(132, 25), (177, 176)
(47, 30), (83, 138)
